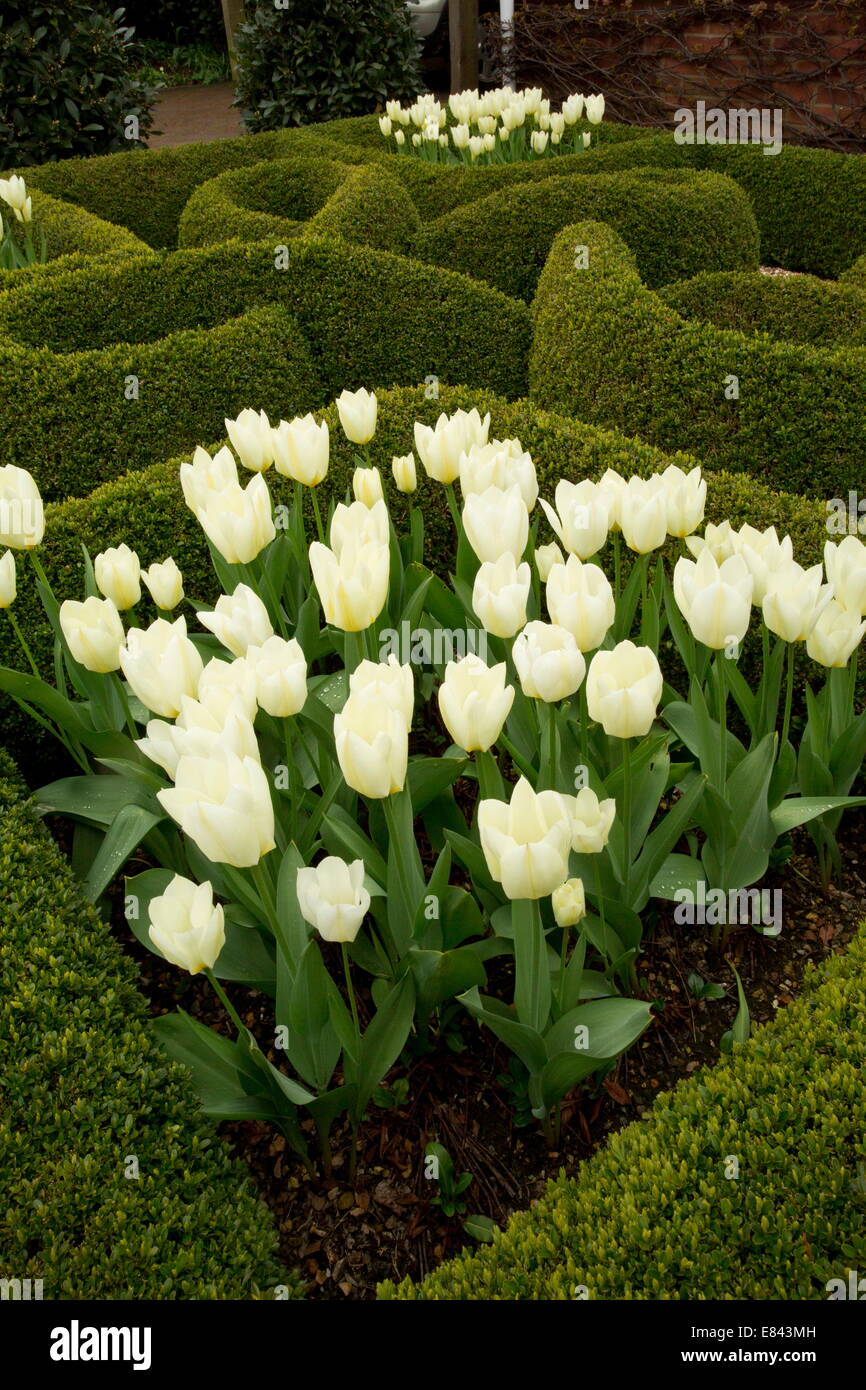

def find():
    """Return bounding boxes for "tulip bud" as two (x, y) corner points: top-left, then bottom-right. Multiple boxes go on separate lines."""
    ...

(158, 750), (276, 867)
(478, 777), (573, 900)
(619, 475), (668, 554)
(379, 115), (392, 137)
(309, 533), (390, 633)
(673, 550), (753, 650)
(535, 542), (564, 582)
(662, 464), (706, 539)
(60, 596), (125, 673)
(531, 130), (549, 154)
(94, 543), (141, 611)
(582, 131), (592, 149)
(336, 388), (377, 445)
(585, 93), (605, 123)
(539, 479), (609, 559)
(272, 414), (329, 487)
(564, 786), (615, 853)
(119, 615), (204, 718)
(462, 484), (529, 564)
(395, 129), (406, 147)
(823, 536), (866, 617)
(762, 562), (833, 643)
(0, 550), (16, 608)
(142, 557), (184, 611)
(352, 465), (384, 508)
(224, 408), (274, 472)
(438, 653), (514, 752)
(414, 409), (490, 485)
(472, 554), (531, 638)
(392, 452), (417, 494)
(806, 599), (866, 668)
(451, 123), (470, 150)
(195, 472), (276, 566)
(513, 621), (586, 703)
(0, 465), (44, 549)
(199, 584), (274, 657)
(180, 445), (239, 513)
(148, 875), (225, 974)
(546, 554), (615, 652)
(562, 93), (584, 125)
(246, 635), (307, 717)
(349, 655), (414, 728)
(552, 878), (586, 928)
(334, 691), (408, 798)
(586, 640), (662, 739)
(296, 857), (371, 943)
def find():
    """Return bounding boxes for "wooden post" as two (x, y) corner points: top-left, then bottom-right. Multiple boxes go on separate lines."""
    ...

(221, 0), (246, 83)
(450, 0), (479, 92)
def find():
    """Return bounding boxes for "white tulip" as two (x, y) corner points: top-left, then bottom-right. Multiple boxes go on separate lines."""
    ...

(309, 533), (390, 633)
(438, 654), (514, 752)
(392, 453), (417, 494)
(546, 555), (615, 652)
(158, 750), (276, 868)
(148, 875), (225, 975)
(199, 584), (273, 657)
(734, 525), (794, 605)
(531, 130), (549, 154)
(540, 479), (609, 559)
(296, 857), (370, 943)
(272, 414), (329, 487)
(334, 691), (408, 798)
(563, 786), (616, 854)
(60, 596), (125, 674)
(197, 655), (258, 721)
(0, 465), (44, 549)
(462, 484), (529, 564)
(0, 550), (16, 608)
(823, 536), (866, 616)
(472, 554), (531, 638)
(762, 561), (834, 643)
(195, 473), (276, 565)
(619, 475), (668, 554)
(180, 445), (239, 514)
(349, 655), (414, 728)
(119, 615), (204, 718)
(552, 878), (586, 928)
(330, 498), (390, 554)
(94, 543), (141, 611)
(137, 696), (259, 781)
(478, 776), (573, 900)
(562, 93), (585, 125)
(246, 635), (307, 717)
(512, 621), (586, 702)
(336, 388), (377, 445)
(224, 408), (274, 473)
(596, 469), (627, 533)
(459, 439), (538, 511)
(673, 549), (753, 650)
(662, 464), (706, 539)
(142, 558), (184, 611)
(585, 94), (605, 123)
(414, 409), (490, 485)
(685, 520), (738, 564)
(586, 640), (663, 739)
(535, 542), (564, 582)
(379, 115), (392, 137)
(806, 599), (866, 668)
(352, 466), (384, 508)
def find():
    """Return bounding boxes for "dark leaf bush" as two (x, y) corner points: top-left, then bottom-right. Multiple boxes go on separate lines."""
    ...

(0, 2), (158, 169)
(235, 0), (422, 131)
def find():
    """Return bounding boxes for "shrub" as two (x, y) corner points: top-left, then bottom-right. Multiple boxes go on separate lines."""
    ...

(381, 921), (866, 1299)
(0, 1), (157, 169)
(840, 251), (866, 290)
(1, 384), (831, 781)
(413, 168), (760, 301)
(234, 0), (422, 131)
(658, 270), (866, 350)
(118, 0), (225, 48)
(305, 162), (421, 255)
(0, 750), (298, 1299)
(530, 220), (866, 496)
(1, 187), (151, 266)
(0, 238), (530, 499)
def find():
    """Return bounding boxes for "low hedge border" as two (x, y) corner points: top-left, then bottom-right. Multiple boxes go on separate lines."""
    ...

(13, 187), (149, 264)
(1, 384), (834, 782)
(381, 920), (866, 1299)
(530, 220), (866, 496)
(658, 269), (866, 350)
(0, 238), (530, 501)
(0, 749), (298, 1299)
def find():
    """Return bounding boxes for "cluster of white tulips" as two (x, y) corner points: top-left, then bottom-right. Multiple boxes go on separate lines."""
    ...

(3, 393), (864, 1159)
(0, 173), (42, 270)
(378, 87), (604, 164)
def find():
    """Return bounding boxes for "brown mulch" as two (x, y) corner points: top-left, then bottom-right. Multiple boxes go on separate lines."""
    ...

(91, 806), (866, 1300)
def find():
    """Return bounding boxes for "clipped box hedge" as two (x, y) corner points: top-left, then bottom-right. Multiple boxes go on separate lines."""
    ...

(382, 920), (866, 1299)
(0, 750), (296, 1300)
(1, 384), (833, 781)
(412, 168), (760, 301)
(0, 237), (530, 500)
(658, 269), (866, 350)
(530, 220), (866, 496)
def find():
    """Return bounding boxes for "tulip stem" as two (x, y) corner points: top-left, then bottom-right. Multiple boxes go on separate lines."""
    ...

(111, 673), (139, 741)
(781, 642), (795, 751)
(251, 859), (280, 935)
(621, 739), (632, 889)
(497, 731), (536, 783)
(444, 482), (462, 538)
(613, 532), (622, 613)
(205, 968), (248, 1039)
(28, 550), (54, 598)
(558, 921), (570, 1012)
(578, 681), (589, 774)
(6, 609), (41, 677)
(341, 941), (363, 1183)
(311, 487), (326, 544)
(717, 653), (727, 792)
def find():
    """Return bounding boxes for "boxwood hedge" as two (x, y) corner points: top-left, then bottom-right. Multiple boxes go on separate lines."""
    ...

(0, 238), (530, 500)
(530, 220), (866, 496)
(0, 750), (297, 1300)
(381, 920), (866, 1299)
(658, 270), (866, 350)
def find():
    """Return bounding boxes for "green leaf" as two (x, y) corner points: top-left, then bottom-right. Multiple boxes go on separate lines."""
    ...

(771, 794), (866, 835)
(84, 804), (164, 901)
(356, 974), (416, 1119)
(408, 945), (486, 1023)
(35, 773), (158, 826)
(458, 987), (547, 1075)
(544, 996), (653, 1061)
(649, 851), (706, 901)
(408, 753), (466, 812)
(511, 898), (550, 1033)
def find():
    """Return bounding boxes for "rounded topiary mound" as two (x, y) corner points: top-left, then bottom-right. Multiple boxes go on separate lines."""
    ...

(234, 0), (422, 131)
(658, 270), (866, 350)
(0, 0), (157, 167)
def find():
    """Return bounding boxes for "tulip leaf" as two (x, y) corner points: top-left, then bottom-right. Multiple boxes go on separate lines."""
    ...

(287, 940), (342, 1091)
(770, 794), (866, 835)
(321, 804), (387, 883)
(413, 842), (451, 949)
(829, 707), (866, 786)
(544, 996), (653, 1062)
(649, 851), (706, 901)
(0, 664), (91, 738)
(356, 973), (415, 1119)
(84, 804), (164, 902)
(408, 754), (467, 812)
(629, 770), (707, 910)
(458, 987), (548, 1075)
(440, 884), (486, 949)
(408, 945), (486, 1024)
(443, 827), (501, 900)
(35, 773), (159, 826)
(275, 841), (311, 973)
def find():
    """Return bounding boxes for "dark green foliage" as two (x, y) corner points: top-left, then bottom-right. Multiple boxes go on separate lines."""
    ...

(0, 751), (299, 1299)
(119, 0), (225, 47)
(304, 162), (421, 254)
(530, 220), (866, 496)
(658, 270), (866, 350)
(234, 0), (422, 131)
(0, 238), (530, 500)
(413, 168), (760, 300)
(6, 187), (151, 265)
(0, 1), (158, 168)
(381, 922), (866, 1299)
